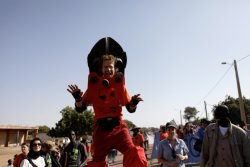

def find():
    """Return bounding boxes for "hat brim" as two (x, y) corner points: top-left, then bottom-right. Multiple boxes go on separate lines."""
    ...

(167, 125), (177, 129)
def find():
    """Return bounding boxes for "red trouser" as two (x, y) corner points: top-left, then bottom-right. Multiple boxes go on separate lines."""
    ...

(87, 120), (148, 167)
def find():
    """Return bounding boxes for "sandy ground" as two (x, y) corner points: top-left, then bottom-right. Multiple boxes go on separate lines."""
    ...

(0, 146), (20, 167)
(0, 145), (199, 167)
(0, 145), (161, 167)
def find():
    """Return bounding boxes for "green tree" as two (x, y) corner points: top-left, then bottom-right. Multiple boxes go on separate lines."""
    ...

(213, 95), (250, 124)
(39, 125), (50, 133)
(183, 106), (199, 122)
(123, 119), (136, 129)
(48, 106), (94, 137)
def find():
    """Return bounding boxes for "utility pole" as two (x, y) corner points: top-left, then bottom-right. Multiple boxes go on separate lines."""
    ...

(233, 60), (246, 123)
(204, 101), (208, 119)
(180, 110), (183, 126)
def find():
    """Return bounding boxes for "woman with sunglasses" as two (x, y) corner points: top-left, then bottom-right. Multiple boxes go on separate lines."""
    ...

(20, 137), (45, 167)
(157, 121), (189, 167)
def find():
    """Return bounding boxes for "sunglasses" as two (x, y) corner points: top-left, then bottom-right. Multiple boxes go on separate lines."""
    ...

(32, 143), (42, 147)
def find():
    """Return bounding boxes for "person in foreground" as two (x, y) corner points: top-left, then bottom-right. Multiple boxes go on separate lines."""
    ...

(157, 121), (189, 167)
(67, 37), (147, 167)
(13, 142), (29, 167)
(200, 105), (250, 167)
(20, 137), (45, 167)
(60, 130), (88, 167)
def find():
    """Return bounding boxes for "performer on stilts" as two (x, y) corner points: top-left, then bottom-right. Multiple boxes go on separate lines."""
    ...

(67, 37), (148, 167)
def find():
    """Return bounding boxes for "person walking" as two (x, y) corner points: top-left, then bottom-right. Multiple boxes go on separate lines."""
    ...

(200, 105), (250, 167)
(60, 130), (88, 167)
(107, 149), (117, 164)
(157, 121), (189, 167)
(143, 131), (149, 149)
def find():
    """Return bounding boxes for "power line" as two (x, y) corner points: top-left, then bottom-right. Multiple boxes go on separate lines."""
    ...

(237, 54), (250, 62)
(195, 54), (250, 119)
(195, 64), (233, 108)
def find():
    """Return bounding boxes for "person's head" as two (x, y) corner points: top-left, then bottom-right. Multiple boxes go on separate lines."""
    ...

(14, 154), (18, 160)
(21, 142), (29, 155)
(184, 122), (192, 129)
(69, 130), (77, 143)
(30, 138), (42, 153)
(239, 120), (248, 130)
(42, 140), (54, 153)
(51, 146), (61, 160)
(200, 118), (210, 128)
(131, 127), (140, 137)
(160, 125), (166, 132)
(100, 54), (117, 77)
(214, 105), (229, 120)
(166, 122), (178, 139)
(8, 159), (12, 165)
(214, 105), (230, 127)
(88, 37), (126, 75)
(28, 137), (43, 159)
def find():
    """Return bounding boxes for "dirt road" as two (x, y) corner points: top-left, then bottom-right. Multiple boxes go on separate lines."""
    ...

(0, 145), (160, 167)
(0, 146), (20, 167)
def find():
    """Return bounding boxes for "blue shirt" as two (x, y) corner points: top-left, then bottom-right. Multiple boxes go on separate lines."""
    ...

(197, 127), (205, 140)
(157, 138), (189, 167)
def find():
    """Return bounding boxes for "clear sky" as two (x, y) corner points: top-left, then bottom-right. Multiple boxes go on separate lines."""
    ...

(1, 0), (250, 128)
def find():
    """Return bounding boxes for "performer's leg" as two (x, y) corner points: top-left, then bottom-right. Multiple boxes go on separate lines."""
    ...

(87, 121), (110, 167)
(123, 146), (148, 167)
(114, 121), (148, 167)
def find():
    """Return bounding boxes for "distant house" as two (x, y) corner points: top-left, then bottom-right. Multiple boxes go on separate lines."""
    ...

(0, 125), (38, 147)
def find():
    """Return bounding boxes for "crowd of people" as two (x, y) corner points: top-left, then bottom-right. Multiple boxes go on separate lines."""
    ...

(150, 105), (250, 167)
(5, 37), (250, 167)
(5, 105), (250, 167)
(6, 130), (88, 167)
(6, 127), (149, 167)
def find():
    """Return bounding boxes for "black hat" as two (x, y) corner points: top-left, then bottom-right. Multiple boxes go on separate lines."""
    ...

(87, 37), (127, 74)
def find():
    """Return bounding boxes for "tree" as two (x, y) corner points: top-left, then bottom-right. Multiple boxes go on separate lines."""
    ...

(183, 106), (199, 122)
(213, 95), (250, 124)
(123, 119), (136, 129)
(48, 106), (94, 137)
(39, 125), (50, 133)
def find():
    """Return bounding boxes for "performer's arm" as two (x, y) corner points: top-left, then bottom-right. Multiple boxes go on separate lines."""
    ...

(67, 84), (87, 113)
(75, 102), (87, 113)
(126, 94), (143, 113)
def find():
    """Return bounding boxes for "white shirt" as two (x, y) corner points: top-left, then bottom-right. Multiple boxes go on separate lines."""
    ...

(20, 157), (45, 167)
(219, 126), (228, 136)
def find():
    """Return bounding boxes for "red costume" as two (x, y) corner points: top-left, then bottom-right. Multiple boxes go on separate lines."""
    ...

(76, 37), (147, 167)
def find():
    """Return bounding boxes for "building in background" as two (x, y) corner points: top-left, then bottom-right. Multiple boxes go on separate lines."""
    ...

(0, 125), (38, 147)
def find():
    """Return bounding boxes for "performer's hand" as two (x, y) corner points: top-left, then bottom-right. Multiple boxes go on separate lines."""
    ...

(131, 94), (143, 106)
(67, 84), (83, 101)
